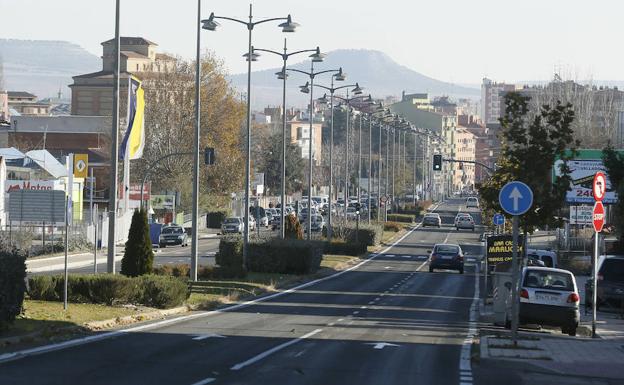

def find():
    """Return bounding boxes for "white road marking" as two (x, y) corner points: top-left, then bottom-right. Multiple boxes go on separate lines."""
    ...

(337, 318), (345, 322)
(192, 333), (226, 341)
(458, 257), (480, 384)
(230, 329), (323, 371)
(190, 377), (215, 385)
(364, 342), (400, 350)
(353, 311), (360, 315)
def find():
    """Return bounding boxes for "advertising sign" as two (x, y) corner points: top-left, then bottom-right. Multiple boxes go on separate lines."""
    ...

(486, 235), (525, 267)
(569, 205), (593, 225)
(9, 190), (66, 226)
(554, 151), (619, 204)
(5, 179), (62, 193)
(73, 154), (89, 178)
(120, 183), (151, 201)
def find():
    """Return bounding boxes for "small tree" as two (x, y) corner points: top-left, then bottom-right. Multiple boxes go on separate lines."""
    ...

(602, 144), (624, 252)
(121, 209), (154, 277)
(0, 248), (26, 331)
(284, 213), (303, 240)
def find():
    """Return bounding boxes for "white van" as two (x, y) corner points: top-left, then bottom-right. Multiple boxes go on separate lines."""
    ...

(526, 248), (558, 268)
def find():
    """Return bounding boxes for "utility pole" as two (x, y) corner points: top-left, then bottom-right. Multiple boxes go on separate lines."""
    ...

(107, 0), (120, 274)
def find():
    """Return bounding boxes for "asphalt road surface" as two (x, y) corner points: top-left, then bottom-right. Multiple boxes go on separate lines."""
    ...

(3, 199), (484, 385)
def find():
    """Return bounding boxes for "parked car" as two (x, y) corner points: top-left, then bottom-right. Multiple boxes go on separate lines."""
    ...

(221, 217), (244, 234)
(428, 243), (464, 274)
(305, 214), (326, 232)
(466, 197), (479, 208)
(585, 255), (624, 310)
(455, 214), (475, 231)
(526, 248), (558, 268)
(511, 266), (580, 336)
(159, 225), (188, 247)
(422, 213), (442, 228)
(346, 206), (358, 221)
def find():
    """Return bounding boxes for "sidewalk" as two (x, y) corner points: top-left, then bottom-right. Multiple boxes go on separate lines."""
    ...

(576, 274), (624, 340)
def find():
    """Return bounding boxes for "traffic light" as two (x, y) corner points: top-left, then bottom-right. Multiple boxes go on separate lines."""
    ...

(433, 154), (442, 171)
(204, 147), (215, 165)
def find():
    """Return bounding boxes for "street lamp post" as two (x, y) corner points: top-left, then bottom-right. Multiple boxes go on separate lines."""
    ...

(202, 5), (299, 267)
(290, 66), (345, 238)
(252, 42), (324, 239)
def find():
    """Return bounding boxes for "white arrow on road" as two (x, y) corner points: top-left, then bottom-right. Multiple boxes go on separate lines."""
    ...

(192, 333), (227, 341)
(509, 187), (523, 211)
(365, 342), (400, 350)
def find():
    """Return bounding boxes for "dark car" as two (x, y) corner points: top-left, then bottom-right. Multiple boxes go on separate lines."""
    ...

(422, 213), (442, 228)
(429, 243), (464, 274)
(158, 225), (188, 248)
(585, 255), (624, 310)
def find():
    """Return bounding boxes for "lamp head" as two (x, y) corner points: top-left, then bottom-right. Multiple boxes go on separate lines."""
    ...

(334, 67), (347, 81)
(279, 14), (299, 33)
(352, 82), (363, 95)
(275, 68), (288, 80)
(243, 47), (260, 62)
(201, 13), (220, 31)
(318, 93), (329, 105)
(310, 46), (326, 63)
(299, 81), (310, 94)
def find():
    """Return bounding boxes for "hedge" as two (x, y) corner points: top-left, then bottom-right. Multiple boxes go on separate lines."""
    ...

(324, 224), (383, 247)
(387, 214), (415, 223)
(0, 249), (26, 330)
(322, 241), (367, 256)
(207, 211), (228, 229)
(248, 239), (323, 275)
(27, 274), (189, 309)
(215, 236), (246, 278)
(383, 221), (402, 232)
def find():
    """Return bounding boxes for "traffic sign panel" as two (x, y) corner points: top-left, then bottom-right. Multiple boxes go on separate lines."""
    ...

(593, 172), (606, 202)
(499, 181), (533, 216)
(593, 201), (605, 232)
(493, 213), (505, 226)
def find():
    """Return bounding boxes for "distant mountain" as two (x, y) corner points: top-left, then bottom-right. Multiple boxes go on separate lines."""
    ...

(229, 49), (481, 109)
(0, 39), (100, 99)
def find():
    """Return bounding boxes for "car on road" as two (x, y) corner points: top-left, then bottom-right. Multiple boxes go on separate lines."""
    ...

(455, 213), (475, 231)
(466, 197), (479, 208)
(429, 243), (464, 274)
(513, 266), (580, 336)
(304, 214), (326, 233)
(526, 248), (558, 268)
(346, 206), (358, 221)
(585, 255), (624, 310)
(158, 225), (188, 248)
(221, 217), (243, 234)
(422, 213), (442, 228)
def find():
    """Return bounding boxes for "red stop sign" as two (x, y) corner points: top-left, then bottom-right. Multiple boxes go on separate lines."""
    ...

(593, 201), (605, 232)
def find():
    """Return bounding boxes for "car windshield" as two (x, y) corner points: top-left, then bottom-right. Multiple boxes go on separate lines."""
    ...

(162, 227), (183, 234)
(224, 218), (240, 224)
(601, 259), (624, 282)
(523, 270), (574, 291)
(435, 245), (459, 254)
(425, 215), (438, 219)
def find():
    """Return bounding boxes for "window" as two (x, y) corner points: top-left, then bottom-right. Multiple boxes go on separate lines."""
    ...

(523, 270), (573, 291)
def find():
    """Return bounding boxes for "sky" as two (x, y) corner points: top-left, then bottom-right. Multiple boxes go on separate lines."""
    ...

(1, 0), (622, 84)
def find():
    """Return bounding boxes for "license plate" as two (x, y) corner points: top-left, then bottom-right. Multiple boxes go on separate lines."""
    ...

(536, 293), (559, 302)
(441, 256), (453, 260)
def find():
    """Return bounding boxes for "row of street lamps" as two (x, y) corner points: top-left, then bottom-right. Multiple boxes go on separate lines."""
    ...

(189, 3), (446, 279)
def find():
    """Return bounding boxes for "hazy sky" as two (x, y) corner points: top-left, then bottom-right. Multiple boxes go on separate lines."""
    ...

(2, 0), (622, 83)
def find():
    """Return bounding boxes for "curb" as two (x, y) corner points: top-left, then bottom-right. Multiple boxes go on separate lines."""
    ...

(84, 306), (190, 330)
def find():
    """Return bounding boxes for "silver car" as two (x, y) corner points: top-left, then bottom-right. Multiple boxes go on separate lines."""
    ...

(455, 214), (475, 231)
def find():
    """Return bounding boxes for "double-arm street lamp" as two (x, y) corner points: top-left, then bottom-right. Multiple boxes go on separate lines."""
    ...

(288, 64), (343, 238)
(201, 5), (299, 269)
(250, 42), (325, 239)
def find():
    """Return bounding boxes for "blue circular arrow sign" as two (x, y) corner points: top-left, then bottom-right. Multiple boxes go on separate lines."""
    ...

(499, 181), (533, 216)
(493, 213), (505, 226)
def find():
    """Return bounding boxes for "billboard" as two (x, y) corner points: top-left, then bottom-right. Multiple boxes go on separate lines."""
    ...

(553, 150), (622, 204)
(5, 179), (62, 193)
(150, 194), (175, 210)
(486, 235), (525, 267)
(9, 190), (66, 225)
(569, 205), (593, 225)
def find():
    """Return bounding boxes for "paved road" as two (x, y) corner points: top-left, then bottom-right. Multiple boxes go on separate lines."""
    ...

(3, 199), (484, 385)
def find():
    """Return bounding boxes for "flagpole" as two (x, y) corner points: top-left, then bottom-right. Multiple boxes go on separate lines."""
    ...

(107, 0), (120, 274)
(123, 77), (131, 214)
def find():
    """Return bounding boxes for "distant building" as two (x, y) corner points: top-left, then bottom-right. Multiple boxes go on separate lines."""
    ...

(453, 127), (476, 190)
(70, 37), (176, 116)
(480, 78), (516, 125)
(0, 91), (8, 122)
(7, 91), (51, 116)
(288, 110), (323, 166)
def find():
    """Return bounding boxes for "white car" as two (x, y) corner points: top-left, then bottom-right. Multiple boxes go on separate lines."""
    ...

(455, 214), (475, 231)
(507, 267), (580, 336)
(466, 197), (479, 208)
(221, 217), (243, 234)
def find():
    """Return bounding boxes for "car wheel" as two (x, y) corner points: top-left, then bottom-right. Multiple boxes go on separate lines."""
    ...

(459, 268), (464, 274)
(160, 244), (166, 248)
(429, 267), (434, 273)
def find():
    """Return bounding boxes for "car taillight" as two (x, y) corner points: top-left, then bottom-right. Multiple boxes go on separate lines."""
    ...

(520, 289), (529, 299)
(431, 254), (437, 261)
(567, 293), (580, 303)
(598, 273), (604, 281)
(457, 255), (464, 261)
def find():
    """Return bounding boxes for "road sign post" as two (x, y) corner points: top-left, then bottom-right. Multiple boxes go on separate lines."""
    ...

(592, 172), (605, 338)
(499, 181), (533, 347)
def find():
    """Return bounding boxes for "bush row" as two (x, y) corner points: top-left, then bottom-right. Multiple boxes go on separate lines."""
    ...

(383, 221), (403, 232)
(324, 224), (383, 247)
(321, 241), (367, 256)
(387, 214), (415, 223)
(0, 250), (26, 330)
(207, 211), (228, 229)
(27, 274), (189, 309)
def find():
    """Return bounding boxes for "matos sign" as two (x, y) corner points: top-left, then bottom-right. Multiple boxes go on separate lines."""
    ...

(5, 180), (62, 193)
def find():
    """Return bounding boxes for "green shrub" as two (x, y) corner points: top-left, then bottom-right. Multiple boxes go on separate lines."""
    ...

(207, 211), (228, 229)
(383, 221), (402, 232)
(387, 214), (414, 223)
(284, 214), (303, 239)
(322, 241), (367, 256)
(344, 224), (382, 246)
(248, 239), (322, 275)
(85, 275), (137, 305)
(27, 275), (58, 301)
(121, 209), (154, 277)
(0, 249), (26, 330)
(138, 275), (189, 309)
(153, 264), (190, 278)
(215, 236), (246, 277)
